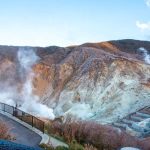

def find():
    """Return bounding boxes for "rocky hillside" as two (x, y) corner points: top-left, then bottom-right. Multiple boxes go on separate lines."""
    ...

(0, 39), (150, 123)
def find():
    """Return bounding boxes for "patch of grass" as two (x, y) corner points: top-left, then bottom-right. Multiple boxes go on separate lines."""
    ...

(39, 143), (54, 150)
(50, 134), (67, 144)
(55, 146), (69, 150)
(69, 140), (84, 150)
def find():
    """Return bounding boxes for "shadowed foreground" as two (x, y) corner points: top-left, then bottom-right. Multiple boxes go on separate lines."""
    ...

(0, 139), (42, 150)
(0, 113), (42, 148)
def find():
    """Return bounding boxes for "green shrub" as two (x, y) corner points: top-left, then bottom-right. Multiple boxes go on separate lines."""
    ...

(55, 146), (69, 150)
(69, 140), (84, 150)
(39, 143), (54, 150)
(45, 122), (52, 134)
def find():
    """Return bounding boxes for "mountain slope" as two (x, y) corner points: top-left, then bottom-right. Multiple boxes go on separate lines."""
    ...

(32, 39), (150, 123)
(0, 39), (150, 123)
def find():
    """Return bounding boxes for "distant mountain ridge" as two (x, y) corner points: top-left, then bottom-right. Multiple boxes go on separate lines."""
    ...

(69, 39), (150, 54)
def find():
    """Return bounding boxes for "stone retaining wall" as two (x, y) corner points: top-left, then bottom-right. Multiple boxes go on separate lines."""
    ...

(136, 112), (150, 118)
(113, 122), (128, 128)
(130, 115), (143, 122)
(122, 119), (135, 124)
(131, 122), (144, 132)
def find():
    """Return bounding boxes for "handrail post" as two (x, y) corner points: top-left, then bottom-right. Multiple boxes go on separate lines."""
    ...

(21, 111), (22, 121)
(43, 122), (45, 134)
(4, 104), (5, 112)
(32, 116), (33, 127)
(12, 106), (14, 116)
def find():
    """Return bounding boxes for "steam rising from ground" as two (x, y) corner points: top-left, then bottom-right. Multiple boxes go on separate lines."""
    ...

(138, 47), (150, 64)
(0, 48), (55, 119)
(64, 103), (93, 120)
(54, 102), (94, 120)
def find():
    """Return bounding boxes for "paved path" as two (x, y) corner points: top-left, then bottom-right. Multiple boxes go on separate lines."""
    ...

(0, 110), (68, 148)
(0, 113), (42, 148)
(0, 139), (42, 150)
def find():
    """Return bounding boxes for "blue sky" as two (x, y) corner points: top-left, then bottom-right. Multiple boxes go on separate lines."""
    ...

(0, 0), (150, 47)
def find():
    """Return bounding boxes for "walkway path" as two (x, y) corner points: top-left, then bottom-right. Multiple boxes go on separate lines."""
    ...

(0, 110), (68, 148)
(0, 113), (42, 148)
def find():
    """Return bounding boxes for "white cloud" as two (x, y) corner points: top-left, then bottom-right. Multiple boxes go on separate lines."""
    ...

(136, 21), (150, 31)
(145, 0), (150, 7)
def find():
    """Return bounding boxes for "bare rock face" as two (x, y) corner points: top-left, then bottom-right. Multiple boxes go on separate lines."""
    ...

(0, 39), (150, 123)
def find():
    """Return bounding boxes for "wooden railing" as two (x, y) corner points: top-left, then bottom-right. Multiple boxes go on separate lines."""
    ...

(0, 102), (45, 133)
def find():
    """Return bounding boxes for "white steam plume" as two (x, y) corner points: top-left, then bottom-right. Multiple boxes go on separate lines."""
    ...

(138, 47), (150, 64)
(18, 48), (39, 72)
(0, 47), (55, 120)
(55, 102), (94, 120)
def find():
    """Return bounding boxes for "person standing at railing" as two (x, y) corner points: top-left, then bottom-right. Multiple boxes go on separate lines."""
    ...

(15, 103), (18, 109)
(13, 103), (18, 116)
